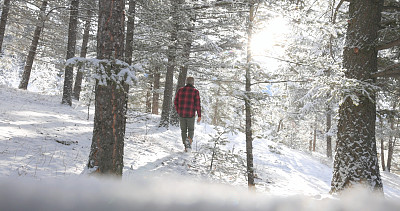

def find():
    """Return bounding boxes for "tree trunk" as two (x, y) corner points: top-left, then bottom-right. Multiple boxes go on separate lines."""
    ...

(313, 118), (316, 152)
(146, 79), (152, 113)
(387, 112), (396, 172)
(245, 2), (255, 189)
(212, 87), (221, 125)
(331, 0), (383, 193)
(170, 32), (193, 126)
(62, 0), (80, 106)
(122, 0), (136, 127)
(159, 0), (179, 128)
(18, 0), (48, 90)
(152, 70), (160, 115)
(73, 5), (93, 100)
(381, 138), (385, 171)
(326, 107), (332, 158)
(87, 0), (126, 176)
(0, 0), (11, 53)
(125, 0), (136, 65)
(277, 119), (283, 132)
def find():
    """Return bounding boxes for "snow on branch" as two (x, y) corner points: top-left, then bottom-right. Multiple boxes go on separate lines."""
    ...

(66, 57), (139, 89)
(337, 78), (380, 106)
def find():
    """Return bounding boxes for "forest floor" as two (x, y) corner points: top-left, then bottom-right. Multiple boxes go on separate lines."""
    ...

(1, 86), (400, 210)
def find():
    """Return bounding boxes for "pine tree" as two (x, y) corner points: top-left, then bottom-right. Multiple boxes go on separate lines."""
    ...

(87, 0), (127, 176)
(61, 0), (80, 106)
(331, 0), (383, 193)
(159, 0), (180, 128)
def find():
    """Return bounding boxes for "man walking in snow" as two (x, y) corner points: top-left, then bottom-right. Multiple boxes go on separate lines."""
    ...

(174, 77), (201, 152)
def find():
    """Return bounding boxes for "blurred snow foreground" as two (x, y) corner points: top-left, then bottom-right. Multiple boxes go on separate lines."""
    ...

(0, 177), (399, 211)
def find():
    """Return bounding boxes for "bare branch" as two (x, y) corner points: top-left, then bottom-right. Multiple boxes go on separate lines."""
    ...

(332, 0), (345, 24)
(383, 6), (400, 12)
(372, 63), (400, 78)
(251, 80), (311, 86)
(372, 69), (400, 78)
(376, 38), (400, 51)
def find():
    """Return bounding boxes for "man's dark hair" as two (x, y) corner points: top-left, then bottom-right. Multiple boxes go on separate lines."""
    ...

(186, 77), (194, 85)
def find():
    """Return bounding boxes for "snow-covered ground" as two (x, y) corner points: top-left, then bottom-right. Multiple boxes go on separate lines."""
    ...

(1, 86), (400, 210)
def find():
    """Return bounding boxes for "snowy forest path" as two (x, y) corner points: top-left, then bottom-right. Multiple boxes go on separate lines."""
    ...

(123, 125), (201, 180)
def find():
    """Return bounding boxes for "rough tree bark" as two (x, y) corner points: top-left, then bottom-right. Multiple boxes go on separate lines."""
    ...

(0, 0), (11, 53)
(87, 0), (126, 176)
(73, 5), (93, 100)
(331, 0), (383, 193)
(18, 0), (48, 90)
(62, 0), (80, 106)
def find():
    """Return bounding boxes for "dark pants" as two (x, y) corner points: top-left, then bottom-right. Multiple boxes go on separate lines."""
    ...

(179, 116), (195, 148)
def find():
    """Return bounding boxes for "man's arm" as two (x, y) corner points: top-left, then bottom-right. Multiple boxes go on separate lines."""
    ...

(174, 89), (180, 113)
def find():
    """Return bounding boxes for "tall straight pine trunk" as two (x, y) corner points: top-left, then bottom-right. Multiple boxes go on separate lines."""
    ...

(245, 2), (255, 189)
(87, 0), (126, 176)
(159, 0), (179, 128)
(62, 0), (80, 105)
(331, 0), (383, 193)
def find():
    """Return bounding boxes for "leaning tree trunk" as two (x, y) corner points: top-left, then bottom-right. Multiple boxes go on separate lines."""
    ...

(87, 0), (126, 176)
(0, 0), (11, 53)
(62, 0), (80, 106)
(73, 5), (93, 100)
(331, 0), (383, 193)
(159, 0), (179, 128)
(245, 2), (255, 189)
(18, 0), (48, 90)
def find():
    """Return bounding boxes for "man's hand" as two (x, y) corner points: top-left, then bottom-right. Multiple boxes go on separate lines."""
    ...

(197, 117), (201, 123)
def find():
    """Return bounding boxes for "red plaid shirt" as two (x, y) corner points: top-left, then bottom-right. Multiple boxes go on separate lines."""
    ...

(174, 84), (201, 118)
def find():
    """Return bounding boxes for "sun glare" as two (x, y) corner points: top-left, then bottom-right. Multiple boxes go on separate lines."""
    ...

(251, 16), (290, 57)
